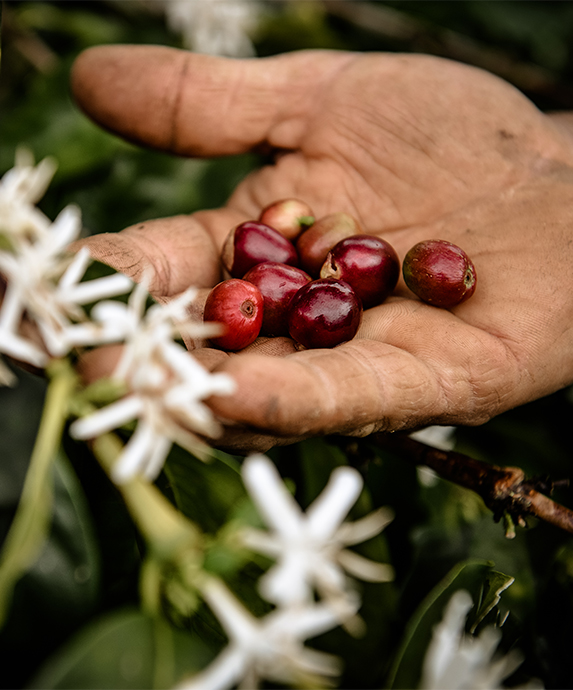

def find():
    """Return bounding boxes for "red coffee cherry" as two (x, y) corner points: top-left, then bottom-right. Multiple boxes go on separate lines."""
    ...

(320, 234), (400, 309)
(402, 239), (477, 308)
(287, 278), (362, 349)
(243, 261), (312, 337)
(258, 198), (315, 241)
(204, 279), (264, 351)
(221, 221), (299, 278)
(296, 212), (362, 277)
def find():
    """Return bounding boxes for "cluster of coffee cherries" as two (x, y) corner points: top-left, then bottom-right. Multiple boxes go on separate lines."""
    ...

(203, 199), (477, 351)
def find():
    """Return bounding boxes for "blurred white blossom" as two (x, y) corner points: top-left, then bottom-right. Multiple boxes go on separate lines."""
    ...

(240, 454), (394, 607)
(176, 576), (354, 690)
(420, 589), (538, 690)
(165, 0), (261, 57)
(410, 426), (456, 487)
(0, 184), (133, 373)
(0, 148), (56, 242)
(69, 277), (236, 483)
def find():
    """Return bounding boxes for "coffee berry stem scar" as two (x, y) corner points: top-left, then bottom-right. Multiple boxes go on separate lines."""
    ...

(296, 212), (362, 277)
(320, 234), (400, 309)
(258, 198), (315, 242)
(203, 279), (264, 351)
(402, 239), (477, 308)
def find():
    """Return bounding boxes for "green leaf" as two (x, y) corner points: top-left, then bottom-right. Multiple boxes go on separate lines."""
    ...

(0, 360), (76, 627)
(295, 436), (349, 508)
(28, 608), (213, 690)
(470, 570), (515, 633)
(386, 559), (508, 689)
(0, 449), (101, 689)
(16, 4), (127, 48)
(0, 365), (47, 509)
(164, 446), (246, 534)
(25, 451), (100, 614)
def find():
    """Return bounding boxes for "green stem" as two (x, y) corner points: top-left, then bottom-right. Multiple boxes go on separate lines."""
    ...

(92, 432), (206, 620)
(92, 433), (203, 561)
(0, 359), (77, 627)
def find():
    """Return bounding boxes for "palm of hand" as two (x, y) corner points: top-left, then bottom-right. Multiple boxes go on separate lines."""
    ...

(72, 46), (573, 450)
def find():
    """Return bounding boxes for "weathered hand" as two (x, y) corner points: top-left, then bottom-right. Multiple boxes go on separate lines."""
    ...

(71, 45), (573, 451)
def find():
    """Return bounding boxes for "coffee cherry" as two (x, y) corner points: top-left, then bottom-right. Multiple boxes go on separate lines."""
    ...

(259, 199), (315, 241)
(296, 212), (362, 277)
(402, 239), (477, 308)
(221, 221), (299, 278)
(320, 235), (399, 309)
(243, 262), (311, 336)
(288, 279), (362, 349)
(204, 279), (264, 350)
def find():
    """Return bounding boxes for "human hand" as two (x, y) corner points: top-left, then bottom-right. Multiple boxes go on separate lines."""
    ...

(70, 45), (573, 452)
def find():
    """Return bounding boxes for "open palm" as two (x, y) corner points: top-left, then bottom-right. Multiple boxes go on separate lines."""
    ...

(72, 45), (573, 451)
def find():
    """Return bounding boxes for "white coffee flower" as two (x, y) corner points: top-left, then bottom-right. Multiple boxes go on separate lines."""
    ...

(70, 278), (236, 484)
(410, 425), (456, 451)
(420, 589), (537, 690)
(165, 0), (261, 57)
(240, 454), (394, 607)
(0, 205), (133, 369)
(176, 576), (354, 690)
(0, 148), (56, 242)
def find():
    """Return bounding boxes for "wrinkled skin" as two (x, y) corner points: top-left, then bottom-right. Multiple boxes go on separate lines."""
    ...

(71, 45), (573, 452)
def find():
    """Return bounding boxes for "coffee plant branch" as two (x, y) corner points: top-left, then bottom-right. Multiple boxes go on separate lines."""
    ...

(340, 433), (573, 537)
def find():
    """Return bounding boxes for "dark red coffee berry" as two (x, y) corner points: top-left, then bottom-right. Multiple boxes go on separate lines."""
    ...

(320, 234), (400, 309)
(288, 278), (362, 349)
(296, 213), (362, 277)
(243, 261), (312, 336)
(221, 221), (299, 278)
(402, 239), (477, 308)
(204, 279), (264, 351)
(259, 199), (315, 241)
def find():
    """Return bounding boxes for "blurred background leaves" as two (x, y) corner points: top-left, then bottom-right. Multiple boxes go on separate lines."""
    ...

(2, 1), (573, 688)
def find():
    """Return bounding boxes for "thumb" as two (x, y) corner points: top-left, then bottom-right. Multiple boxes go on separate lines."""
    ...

(70, 44), (354, 156)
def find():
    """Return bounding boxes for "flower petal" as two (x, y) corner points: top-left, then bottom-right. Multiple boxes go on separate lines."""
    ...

(0, 327), (48, 367)
(64, 271), (133, 305)
(201, 578), (257, 643)
(336, 507), (394, 546)
(149, 285), (198, 325)
(242, 454), (304, 537)
(69, 394), (144, 439)
(12, 149), (57, 204)
(259, 550), (311, 606)
(141, 432), (173, 482)
(47, 205), (82, 252)
(166, 422), (214, 462)
(239, 527), (282, 557)
(306, 466), (363, 540)
(336, 548), (394, 583)
(0, 282), (25, 333)
(421, 589), (474, 689)
(268, 599), (358, 640)
(58, 246), (92, 291)
(175, 645), (247, 690)
(111, 420), (156, 484)
(0, 358), (17, 387)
